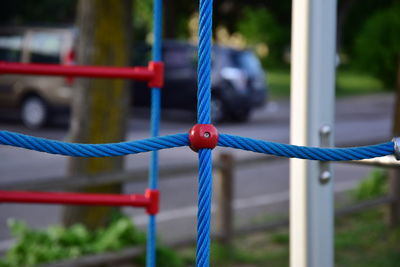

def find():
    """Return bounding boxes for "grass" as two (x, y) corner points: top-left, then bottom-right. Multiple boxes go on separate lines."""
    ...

(178, 208), (400, 266)
(268, 69), (387, 99)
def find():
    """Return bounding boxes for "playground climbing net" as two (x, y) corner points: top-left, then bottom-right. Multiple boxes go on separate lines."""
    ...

(0, 0), (399, 267)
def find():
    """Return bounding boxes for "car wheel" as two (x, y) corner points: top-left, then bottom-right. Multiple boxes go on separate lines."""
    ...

(21, 96), (49, 129)
(211, 96), (225, 123)
(231, 108), (251, 123)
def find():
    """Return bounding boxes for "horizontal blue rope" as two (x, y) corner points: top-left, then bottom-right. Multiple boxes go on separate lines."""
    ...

(0, 131), (395, 161)
(218, 134), (394, 161)
(0, 131), (188, 157)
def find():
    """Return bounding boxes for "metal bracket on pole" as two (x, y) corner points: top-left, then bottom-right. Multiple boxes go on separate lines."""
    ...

(320, 125), (332, 184)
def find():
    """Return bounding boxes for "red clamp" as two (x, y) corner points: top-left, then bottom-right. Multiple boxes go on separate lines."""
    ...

(148, 61), (164, 88)
(188, 124), (219, 152)
(145, 189), (160, 215)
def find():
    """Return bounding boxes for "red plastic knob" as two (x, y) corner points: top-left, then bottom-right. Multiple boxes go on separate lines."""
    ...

(148, 61), (164, 88)
(145, 189), (160, 215)
(189, 124), (219, 152)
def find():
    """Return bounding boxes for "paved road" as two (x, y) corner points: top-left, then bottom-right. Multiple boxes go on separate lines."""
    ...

(0, 93), (394, 246)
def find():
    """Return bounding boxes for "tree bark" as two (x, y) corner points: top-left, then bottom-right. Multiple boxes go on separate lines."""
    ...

(63, 0), (132, 228)
(387, 56), (400, 227)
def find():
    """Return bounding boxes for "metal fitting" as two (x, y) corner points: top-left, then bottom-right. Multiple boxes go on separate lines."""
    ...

(188, 124), (219, 152)
(319, 125), (331, 137)
(393, 137), (400, 160)
(319, 170), (332, 184)
(145, 189), (160, 215)
(148, 61), (164, 88)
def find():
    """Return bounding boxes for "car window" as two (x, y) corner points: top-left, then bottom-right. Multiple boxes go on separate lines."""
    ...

(231, 51), (262, 76)
(163, 47), (196, 69)
(29, 32), (63, 64)
(0, 34), (22, 62)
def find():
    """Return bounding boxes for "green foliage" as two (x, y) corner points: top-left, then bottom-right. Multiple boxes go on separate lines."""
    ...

(268, 68), (386, 99)
(354, 3), (400, 89)
(340, 0), (397, 55)
(336, 70), (384, 95)
(335, 209), (400, 267)
(181, 208), (400, 267)
(0, 216), (182, 267)
(270, 232), (289, 245)
(352, 168), (388, 201)
(135, 246), (185, 267)
(237, 7), (287, 67)
(210, 243), (262, 266)
(133, 0), (153, 41)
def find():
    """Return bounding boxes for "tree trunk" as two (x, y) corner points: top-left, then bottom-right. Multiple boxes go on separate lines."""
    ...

(63, 0), (132, 228)
(387, 55), (400, 227)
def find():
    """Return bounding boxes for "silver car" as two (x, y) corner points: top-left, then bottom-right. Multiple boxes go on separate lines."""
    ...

(0, 26), (76, 128)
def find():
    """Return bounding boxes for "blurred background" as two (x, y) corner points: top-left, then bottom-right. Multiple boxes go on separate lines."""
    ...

(0, 0), (399, 266)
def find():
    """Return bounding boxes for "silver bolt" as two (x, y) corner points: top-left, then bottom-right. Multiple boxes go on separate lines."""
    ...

(204, 132), (211, 138)
(320, 125), (331, 136)
(319, 171), (331, 184)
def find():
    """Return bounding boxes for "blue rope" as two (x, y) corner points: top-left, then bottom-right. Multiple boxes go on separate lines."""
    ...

(196, 0), (213, 266)
(147, 0), (163, 265)
(149, 89), (161, 189)
(218, 134), (394, 161)
(0, 131), (188, 157)
(196, 149), (212, 267)
(1, 131), (394, 161)
(147, 88), (160, 267)
(197, 0), (213, 125)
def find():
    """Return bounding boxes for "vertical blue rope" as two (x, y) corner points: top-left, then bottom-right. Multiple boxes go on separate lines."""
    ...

(197, 0), (213, 125)
(147, 0), (162, 266)
(196, 0), (213, 266)
(196, 148), (212, 266)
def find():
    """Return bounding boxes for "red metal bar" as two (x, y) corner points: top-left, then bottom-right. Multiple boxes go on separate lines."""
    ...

(0, 61), (164, 88)
(0, 189), (160, 214)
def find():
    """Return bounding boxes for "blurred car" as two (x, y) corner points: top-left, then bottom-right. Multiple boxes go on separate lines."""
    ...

(132, 41), (268, 122)
(0, 26), (76, 128)
(0, 26), (267, 128)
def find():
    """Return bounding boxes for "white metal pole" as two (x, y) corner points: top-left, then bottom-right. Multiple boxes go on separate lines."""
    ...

(290, 0), (337, 266)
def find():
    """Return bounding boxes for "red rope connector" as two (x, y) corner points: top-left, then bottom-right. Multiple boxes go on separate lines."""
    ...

(148, 61), (164, 88)
(145, 189), (160, 215)
(188, 124), (219, 152)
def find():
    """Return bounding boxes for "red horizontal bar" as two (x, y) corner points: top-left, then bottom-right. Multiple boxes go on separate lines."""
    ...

(0, 190), (149, 208)
(0, 61), (159, 84)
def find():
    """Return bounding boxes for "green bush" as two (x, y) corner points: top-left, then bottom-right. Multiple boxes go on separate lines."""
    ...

(0, 216), (183, 267)
(237, 7), (287, 67)
(354, 3), (400, 89)
(352, 168), (388, 201)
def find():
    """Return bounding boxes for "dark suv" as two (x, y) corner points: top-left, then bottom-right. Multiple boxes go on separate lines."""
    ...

(132, 41), (267, 122)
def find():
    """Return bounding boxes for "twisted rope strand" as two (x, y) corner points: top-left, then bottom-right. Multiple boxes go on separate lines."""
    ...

(218, 134), (394, 161)
(196, 149), (212, 267)
(0, 131), (395, 161)
(196, 0), (214, 265)
(0, 131), (189, 157)
(197, 0), (213, 125)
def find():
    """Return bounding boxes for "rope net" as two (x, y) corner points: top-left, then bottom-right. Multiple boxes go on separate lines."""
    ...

(0, 0), (397, 266)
